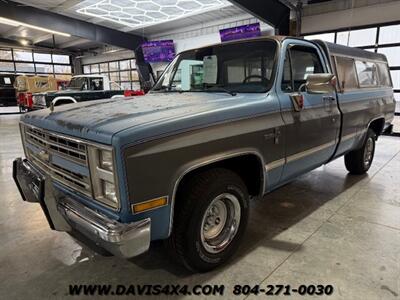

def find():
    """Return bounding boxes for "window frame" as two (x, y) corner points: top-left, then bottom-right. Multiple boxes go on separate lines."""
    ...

(0, 48), (72, 78)
(280, 43), (326, 93)
(82, 57), (140, 90)
(333, 55), (360, 92)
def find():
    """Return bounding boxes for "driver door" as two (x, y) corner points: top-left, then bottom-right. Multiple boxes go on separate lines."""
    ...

(278, 41), (341, 181)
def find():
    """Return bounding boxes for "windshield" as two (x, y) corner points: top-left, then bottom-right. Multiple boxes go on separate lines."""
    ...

(68, 77), (87, 90)
(152, 40), (277, 94)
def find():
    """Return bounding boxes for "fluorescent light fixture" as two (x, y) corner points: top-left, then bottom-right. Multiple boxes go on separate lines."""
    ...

(19, 39), (30, 46)
(0, 17), (71, 37)
(103, 49), (120, 54)
(77, 0), (230, 29)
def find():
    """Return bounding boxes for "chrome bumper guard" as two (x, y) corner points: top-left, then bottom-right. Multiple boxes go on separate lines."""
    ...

(57, 197), (151, 258)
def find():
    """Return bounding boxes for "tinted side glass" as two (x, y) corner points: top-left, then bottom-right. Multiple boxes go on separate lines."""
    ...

(355, 61), (378, 87)
(290, 46), (324, 91)
(335, 56), (358, 91)
(377, 63), (392, 87)
(89, 78), (104, 90)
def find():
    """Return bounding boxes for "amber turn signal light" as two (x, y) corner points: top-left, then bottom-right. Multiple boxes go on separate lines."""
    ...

(132, 197), (168, 213)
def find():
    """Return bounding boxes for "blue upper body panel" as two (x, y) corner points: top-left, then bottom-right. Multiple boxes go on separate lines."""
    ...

(21, 92), (275, 146)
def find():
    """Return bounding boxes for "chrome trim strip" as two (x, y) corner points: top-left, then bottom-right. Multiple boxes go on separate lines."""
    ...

(265, 130), (368, 170)
(287, 140), (336, 163)
(265, 158), (285, 171)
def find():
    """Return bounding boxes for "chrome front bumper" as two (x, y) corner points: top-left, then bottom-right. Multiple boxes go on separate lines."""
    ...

(57, 197), (151, 258)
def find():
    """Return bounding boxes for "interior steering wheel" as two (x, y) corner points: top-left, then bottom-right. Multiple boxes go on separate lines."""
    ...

(242, 75), (268, 84)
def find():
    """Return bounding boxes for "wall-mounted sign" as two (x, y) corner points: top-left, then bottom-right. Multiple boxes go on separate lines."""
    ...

(142, 40), (176, 63)
(219, 23), (261, 42)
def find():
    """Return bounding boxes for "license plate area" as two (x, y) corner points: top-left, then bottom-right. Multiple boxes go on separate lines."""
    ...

(13, 158), (45, 203)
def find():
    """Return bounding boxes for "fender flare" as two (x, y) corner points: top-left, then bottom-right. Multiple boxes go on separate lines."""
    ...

(168, 150), (266, 236)
(52, 96), (77, 106)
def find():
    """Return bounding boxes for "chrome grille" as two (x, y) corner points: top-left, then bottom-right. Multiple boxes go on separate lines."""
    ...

(23, 125), (92, 197)
(25, 126), (87, 164)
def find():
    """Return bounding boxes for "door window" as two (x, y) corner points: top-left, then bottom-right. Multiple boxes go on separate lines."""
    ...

(281, 45), (324, 92)
(89, 78), (104, 90)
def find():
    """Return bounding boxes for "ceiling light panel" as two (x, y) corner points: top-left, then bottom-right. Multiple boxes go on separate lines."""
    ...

(77, 0), (231, 29)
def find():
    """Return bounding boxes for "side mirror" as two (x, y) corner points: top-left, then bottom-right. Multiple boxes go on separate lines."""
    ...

(303, 73), (336, 94)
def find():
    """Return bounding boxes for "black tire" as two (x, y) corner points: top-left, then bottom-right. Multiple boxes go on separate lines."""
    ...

(345, 129), (376, 175)
(167, 168), (249, 272)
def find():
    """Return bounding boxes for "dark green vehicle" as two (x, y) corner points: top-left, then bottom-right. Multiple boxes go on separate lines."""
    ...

(0, 74), (17, 107)
(32, 75), (126, 109)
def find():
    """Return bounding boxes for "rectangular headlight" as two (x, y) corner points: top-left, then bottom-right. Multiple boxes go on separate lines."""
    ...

(100, 149), (113, 172)
(88, 146), (119, 209)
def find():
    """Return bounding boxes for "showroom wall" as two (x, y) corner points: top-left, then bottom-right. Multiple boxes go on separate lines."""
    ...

(148, 16), (274, 76)
(80, 15), (273, 83)
(302, 0), (400, 34)
(0, 47), (72, 80)
(303, 2), (400, 113)
(80, 50), (140, 90)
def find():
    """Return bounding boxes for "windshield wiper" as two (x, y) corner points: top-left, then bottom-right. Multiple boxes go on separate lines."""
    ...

(204, 86), (237, 96)
(153, 84), (179, 92)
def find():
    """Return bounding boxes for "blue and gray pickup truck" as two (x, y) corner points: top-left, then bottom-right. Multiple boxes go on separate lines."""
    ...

(13, 36), (395, 272)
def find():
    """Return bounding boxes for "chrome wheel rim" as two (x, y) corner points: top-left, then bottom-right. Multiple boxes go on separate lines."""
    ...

(364, 137), (374, 168)
(200, 193), (241, 254)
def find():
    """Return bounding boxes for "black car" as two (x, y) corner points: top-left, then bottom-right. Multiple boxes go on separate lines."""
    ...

(32, 75), (126, 109)
(0, 74), (17, 107)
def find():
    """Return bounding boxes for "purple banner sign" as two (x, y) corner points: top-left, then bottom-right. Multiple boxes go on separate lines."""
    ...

(142, 40), (175, 63)
(220, 23), (261, 42)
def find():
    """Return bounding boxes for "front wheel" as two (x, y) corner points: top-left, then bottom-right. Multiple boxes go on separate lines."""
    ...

(168, 168), (249, 272)
(345, 129), (376, 174)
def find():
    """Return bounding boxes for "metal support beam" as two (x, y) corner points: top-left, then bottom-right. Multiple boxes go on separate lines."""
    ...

(58, 38), (90, 49)
(32, 34), (53, 44)
(227, 0), (290, 35)
(0, 1), (146, 50)
(3, 25), (24, 38)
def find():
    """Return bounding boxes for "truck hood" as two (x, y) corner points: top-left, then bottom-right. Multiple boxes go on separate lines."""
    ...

(21, 92), (269, 144)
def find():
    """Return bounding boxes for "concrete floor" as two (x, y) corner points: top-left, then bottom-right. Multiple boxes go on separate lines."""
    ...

(1, 114), (400, 300)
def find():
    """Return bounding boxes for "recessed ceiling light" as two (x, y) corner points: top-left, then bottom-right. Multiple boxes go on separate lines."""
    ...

(77, 0), (231, 29)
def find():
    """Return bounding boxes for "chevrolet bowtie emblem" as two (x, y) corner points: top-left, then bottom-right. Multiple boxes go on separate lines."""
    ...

(38, 150), (50, 162)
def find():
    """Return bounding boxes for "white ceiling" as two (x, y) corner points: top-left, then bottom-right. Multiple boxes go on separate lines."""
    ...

(77, 0), (231, 30)
(12, 0), (246, 33)
(5, 0), (275, 52)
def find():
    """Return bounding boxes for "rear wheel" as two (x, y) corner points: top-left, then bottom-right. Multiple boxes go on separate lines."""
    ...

(345, 129), (376, 174)
(167, 168), (249, 272)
